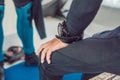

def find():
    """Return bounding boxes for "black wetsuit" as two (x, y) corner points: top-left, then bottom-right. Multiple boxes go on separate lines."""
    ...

(13, 0), (46, 39)
(39, 0), (120, 80)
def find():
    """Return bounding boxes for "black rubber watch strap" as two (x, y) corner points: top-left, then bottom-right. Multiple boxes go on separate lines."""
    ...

(56, 20), (83, 43)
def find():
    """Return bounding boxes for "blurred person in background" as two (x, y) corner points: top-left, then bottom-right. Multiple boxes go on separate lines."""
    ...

(0, 0), (46, 79)
(38, 0), (120, 80)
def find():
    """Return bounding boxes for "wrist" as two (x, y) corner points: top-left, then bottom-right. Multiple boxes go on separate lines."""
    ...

(56, 20), (83, 44)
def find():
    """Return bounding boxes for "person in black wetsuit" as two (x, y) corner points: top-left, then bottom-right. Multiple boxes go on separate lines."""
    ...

(37, 0), (120, 80)
(0, 0), (46, 79)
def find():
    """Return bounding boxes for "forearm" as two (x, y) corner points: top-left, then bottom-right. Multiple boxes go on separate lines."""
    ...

(66, 0), (103, 36)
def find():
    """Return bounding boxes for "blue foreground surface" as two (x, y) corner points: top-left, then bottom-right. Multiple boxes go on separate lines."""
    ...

(5, 62), (82, 80)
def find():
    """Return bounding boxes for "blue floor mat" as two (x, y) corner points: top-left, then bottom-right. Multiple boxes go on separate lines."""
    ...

(63, 73), (82, 80)
(5, 62), (39, 80)
(5, 62), (82, 80)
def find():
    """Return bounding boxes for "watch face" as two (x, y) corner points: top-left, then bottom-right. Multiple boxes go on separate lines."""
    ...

(58, 23), (63, 36)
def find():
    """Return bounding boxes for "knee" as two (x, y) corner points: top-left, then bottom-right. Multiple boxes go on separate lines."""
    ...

(38, 51), (62, 75)
(39, 60), (53, 75)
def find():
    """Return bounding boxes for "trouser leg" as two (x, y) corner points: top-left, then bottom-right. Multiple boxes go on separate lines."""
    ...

(39, 62), (63, 80)
(0, 0), (4, 80)
(0, 0), (4, 62)
(13, 0), (39, 66)
(39, 36), (120, 80)
(39, 52), (62, 80)
(13, 0), (35, 54)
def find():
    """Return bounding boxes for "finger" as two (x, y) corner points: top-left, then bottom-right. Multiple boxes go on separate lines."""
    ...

(41, 48), (48, 63)
(46, 50), (52, 64)
(36, 47), (43, 55)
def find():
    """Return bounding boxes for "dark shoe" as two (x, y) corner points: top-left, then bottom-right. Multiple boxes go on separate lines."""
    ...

(0, 61), (4, 80)
(25, 53), (38, 66)
(4, 46), (24, 64)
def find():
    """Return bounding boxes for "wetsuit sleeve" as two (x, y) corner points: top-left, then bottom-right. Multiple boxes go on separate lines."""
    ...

(66, 0), (103, 36)
(32, 0), (46, 39)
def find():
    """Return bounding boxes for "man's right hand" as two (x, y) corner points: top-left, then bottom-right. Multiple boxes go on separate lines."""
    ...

(37, 38), (69, 64)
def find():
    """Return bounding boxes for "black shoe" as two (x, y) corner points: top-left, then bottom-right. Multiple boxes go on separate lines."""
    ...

(25, 53), (38, 66)
(0, 61), (4, 80)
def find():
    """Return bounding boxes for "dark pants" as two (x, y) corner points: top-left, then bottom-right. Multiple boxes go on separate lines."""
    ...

(39, 26), (120, 80)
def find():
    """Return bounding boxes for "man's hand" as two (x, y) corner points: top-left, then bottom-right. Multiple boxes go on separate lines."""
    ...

(37, 38), (69, 64)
